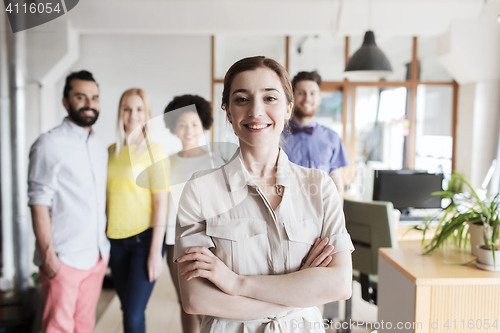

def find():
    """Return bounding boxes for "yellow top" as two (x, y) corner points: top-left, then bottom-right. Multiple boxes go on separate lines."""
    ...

(107, 143), (169, 239)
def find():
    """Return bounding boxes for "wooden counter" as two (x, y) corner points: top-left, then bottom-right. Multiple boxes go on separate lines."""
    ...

(377, 248), (500, 333)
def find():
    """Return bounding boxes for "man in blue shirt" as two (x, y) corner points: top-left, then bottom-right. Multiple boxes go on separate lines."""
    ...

(282, 71), (349, 197)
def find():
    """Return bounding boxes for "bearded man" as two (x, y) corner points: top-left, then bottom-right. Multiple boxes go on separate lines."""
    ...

(28, 70), (110, 333)
(281, 71), (349, 197)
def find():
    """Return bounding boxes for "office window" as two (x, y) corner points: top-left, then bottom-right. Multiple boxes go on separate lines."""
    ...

(415, 85), (453, 174)
(316, 91), (344, 140)
(353, 86), (407, 170)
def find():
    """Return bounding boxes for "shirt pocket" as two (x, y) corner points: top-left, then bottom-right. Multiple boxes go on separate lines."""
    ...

(206, 217), (267, 275)
(283, 218), (322, 272)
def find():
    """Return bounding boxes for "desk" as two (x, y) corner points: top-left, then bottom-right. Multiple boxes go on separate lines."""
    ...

(377, 248), (500, 333)
(397, 224), (437, 249)
(392, 208), (439, 249)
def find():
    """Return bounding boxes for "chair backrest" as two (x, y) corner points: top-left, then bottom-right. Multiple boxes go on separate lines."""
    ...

(344, 199), (398, 276)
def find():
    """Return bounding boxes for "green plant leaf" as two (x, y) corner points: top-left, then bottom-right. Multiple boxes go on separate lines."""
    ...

(422, 171), (500, 258)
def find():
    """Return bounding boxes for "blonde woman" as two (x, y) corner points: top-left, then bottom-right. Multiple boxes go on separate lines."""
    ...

(175, 57), (353, 333)
(107, 88), (168, 333)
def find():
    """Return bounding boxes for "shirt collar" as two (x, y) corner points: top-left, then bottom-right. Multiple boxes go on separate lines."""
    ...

(63, 117), (93, 141)
(275, 148), (291, 188)
(222, 147), (291, 192)
(289, 119), (317, 129)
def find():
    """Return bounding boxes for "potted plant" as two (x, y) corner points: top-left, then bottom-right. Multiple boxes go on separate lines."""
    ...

(420, 172), (500, 269)
(476, 214), (500, 270)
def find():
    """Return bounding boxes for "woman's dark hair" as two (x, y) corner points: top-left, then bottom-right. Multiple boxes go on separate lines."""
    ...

(63, 70), (97, 99)
(163, 94), (213, 133)
(291, 71), (322, 92)
(221, 56), (293, 110)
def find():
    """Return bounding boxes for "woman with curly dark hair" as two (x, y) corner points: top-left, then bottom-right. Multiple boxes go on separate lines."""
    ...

(163, 94), (225, 333)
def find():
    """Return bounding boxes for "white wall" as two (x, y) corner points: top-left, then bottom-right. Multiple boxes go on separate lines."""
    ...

(470, 81), (500, 188)
(440, 3), (500, 84)
(288, 35), (345, 81)
(455, 83), (476, 180)
(27, 18), (68, 83)
(440, 0), (500, 189)
(25, 17), (79, 144)
(215, 35), (286, 79)
(56, 34), (211, 149)
(454, 81), (500, 189)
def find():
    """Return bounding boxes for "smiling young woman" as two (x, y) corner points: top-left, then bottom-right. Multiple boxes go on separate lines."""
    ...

(174, 57), (354, 333)
(106, 88), (168, 333)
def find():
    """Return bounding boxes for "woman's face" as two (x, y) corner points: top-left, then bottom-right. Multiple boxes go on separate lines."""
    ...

(225, 67), (292, 149)
(174, 111), (205, 148)
(121, 94), (147, 135)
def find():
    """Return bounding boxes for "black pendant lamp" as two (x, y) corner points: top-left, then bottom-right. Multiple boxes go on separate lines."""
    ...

(344, 31), (393, 78)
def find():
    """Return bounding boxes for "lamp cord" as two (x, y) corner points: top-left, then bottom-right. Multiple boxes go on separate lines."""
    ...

(368, 0), (372, 31)
(334, 0), (343, 35)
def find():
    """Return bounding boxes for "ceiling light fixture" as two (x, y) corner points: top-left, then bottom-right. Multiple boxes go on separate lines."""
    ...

(344, 0), (393, 78)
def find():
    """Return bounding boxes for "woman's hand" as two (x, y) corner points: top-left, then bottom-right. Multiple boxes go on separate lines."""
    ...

(300, 237), (334, 270)
(177, 246), (242, 296)
(147, 250), (164, 282)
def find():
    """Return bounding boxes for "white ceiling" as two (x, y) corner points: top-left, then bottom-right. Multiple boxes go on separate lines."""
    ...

(65, 0), (485, 36)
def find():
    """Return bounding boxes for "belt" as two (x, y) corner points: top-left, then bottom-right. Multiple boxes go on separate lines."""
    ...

(263, 314), (284, 333)
(206, 307), (320, 333)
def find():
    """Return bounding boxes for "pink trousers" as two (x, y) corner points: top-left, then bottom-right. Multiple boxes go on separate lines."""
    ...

(39, 256), (108, 333)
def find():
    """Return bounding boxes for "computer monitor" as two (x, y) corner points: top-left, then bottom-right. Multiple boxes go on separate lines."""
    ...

(373, 170), (444, 214)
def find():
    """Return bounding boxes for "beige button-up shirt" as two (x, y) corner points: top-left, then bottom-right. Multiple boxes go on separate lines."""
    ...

(175, 148), (354, 333)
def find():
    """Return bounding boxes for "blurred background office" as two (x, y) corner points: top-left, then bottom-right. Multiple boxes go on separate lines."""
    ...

(1, 0), (500, 332)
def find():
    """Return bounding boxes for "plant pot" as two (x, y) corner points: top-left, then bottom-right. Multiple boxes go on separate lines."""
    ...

(469, 222), (485, 256)
(476, 245), (500, 271)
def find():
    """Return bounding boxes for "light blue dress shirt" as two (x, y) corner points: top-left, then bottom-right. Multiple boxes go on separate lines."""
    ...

(281, 120), (350, 174)
(28, 118), (110, 270)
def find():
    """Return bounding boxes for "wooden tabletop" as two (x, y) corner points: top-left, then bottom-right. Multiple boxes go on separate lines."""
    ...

(379, 248), (500, 286)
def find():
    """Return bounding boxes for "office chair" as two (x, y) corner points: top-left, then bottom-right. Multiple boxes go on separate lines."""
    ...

(341, 199), (398, 332)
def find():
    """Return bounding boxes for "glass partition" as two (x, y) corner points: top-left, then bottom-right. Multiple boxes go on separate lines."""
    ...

(415, 84), (453, 174)
(315, 90), (344, 139)
(354, 86), (407, 169)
